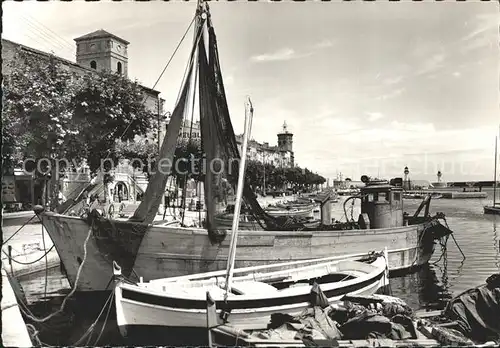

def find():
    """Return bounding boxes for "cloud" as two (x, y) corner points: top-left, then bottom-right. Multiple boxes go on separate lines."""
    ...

(366, 112), (384, 122)
(461, 13), (499, 53)
(452, 71), (461, 78)
(250, 48), (308, 63)
(250, 40), (331, 64)
(320, 117), (360, 132)
(313, 39), (334, 49)
(463, 13), (499, 42)
(375, 88), (405, 101)
(389, 121), (435, 133)
(383, 76), (404, 85)
(415, 53), (445, 76)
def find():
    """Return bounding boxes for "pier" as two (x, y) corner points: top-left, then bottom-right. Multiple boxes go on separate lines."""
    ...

(1, 268), (32, 347)
(405, 190), (488, 199)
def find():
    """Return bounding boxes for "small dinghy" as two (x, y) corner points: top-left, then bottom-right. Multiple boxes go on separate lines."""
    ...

(114, 250), (389, 336)
(265, 205), (315, 218)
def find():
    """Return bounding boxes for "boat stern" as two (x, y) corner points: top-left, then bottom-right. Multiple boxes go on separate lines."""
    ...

(113, 262), (129, 338)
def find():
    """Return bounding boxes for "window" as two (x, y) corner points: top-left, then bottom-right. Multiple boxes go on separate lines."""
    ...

(90, 61), (97, 69)
(393, 192), (401, 201)
(117, 62), (122, 74)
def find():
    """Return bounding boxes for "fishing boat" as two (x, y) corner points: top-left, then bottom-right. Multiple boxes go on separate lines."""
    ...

(484, 129), (500, 215)
(115, 97), (389, 342)
(265, 205), (314, 218)
(37, 1), (453, 294)
(115, 252), (389, 339)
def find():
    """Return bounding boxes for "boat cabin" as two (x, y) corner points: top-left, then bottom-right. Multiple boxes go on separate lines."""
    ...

(359, 182), (404, 229)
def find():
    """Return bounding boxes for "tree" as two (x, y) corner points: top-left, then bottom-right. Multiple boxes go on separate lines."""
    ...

(2, 48), (156, 207)
(70, 70), (155, 174)
(2, 49), (80, 206)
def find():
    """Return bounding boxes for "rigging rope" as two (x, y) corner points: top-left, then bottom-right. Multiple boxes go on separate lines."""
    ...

(99, 13), (197, 163)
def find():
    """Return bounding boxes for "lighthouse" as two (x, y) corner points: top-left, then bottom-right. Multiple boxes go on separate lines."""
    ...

(403, 166), (411, 190)
(432, 170), (447, 188)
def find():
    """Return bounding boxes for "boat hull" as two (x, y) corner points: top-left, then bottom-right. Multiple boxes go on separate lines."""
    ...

(265, 207), (314, 218)
(484, 205), (500, 215)
(115, 279), (384, 341)
(114, 256), (388, 344)
(40, 212), (439, 292)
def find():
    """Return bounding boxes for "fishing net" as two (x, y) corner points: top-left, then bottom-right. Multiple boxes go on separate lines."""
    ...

(86, 7), (309, 264)
(198, 14), (308, 240)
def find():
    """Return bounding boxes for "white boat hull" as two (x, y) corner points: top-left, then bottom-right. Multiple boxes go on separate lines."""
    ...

(40, 212), (444, 292)
(265, 207), (314, 218)
(114, 255), (388, 343)
(115, 279), (383, 333)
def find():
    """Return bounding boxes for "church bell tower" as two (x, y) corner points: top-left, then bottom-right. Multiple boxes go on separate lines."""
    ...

(277, 121), (294, 167)
(74, 29), (129, 77)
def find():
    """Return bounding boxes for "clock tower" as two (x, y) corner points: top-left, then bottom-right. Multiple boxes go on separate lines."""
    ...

(74, 29), (129, 77)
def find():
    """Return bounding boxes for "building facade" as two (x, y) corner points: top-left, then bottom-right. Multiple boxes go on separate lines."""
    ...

(236, 121), (295, 168)
(178, 120), (202, 142)
(2, 30), (165, 205)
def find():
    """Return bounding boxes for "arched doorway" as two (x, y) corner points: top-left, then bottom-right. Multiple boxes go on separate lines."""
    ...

(114, 181), (129, 202)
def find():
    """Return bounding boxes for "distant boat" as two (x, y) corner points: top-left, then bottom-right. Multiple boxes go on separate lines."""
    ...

(265, 205), (314, 218)
(484, 128), (500, 215)
(431, 182), (447, 189)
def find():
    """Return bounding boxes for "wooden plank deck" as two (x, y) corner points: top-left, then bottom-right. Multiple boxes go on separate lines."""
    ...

(1, 268), (32, 347)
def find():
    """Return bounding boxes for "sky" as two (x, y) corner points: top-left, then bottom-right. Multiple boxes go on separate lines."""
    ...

(3, 1), (499, 182)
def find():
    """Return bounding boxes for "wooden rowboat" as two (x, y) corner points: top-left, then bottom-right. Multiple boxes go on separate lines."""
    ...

(114, 251), (389, 341)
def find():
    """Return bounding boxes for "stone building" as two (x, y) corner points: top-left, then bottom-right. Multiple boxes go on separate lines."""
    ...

(236, 121), (295, 168)
(2, 30), (165, 205)
(178, 119), (202, 142)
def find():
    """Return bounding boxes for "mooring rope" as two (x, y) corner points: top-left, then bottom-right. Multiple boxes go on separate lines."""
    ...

(17, 226), (92, 323)
(2, 245), (55, 265)
(72, 289), (115, 346)
(2, 214), (37, 245)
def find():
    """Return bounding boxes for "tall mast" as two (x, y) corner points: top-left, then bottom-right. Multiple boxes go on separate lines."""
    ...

(180, 0), (204, 224)
(224, 97), (254, 301)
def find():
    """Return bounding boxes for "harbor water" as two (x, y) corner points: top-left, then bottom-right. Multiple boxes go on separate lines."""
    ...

(14, 188), (500, 345)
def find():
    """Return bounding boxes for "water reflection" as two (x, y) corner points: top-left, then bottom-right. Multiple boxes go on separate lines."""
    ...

(390, 263), (452, 311)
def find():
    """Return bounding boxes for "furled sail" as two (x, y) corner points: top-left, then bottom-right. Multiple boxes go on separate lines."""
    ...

(130, 21), (205, 224)
(198, 9), (307, 236)
(131, 2), (307, 231)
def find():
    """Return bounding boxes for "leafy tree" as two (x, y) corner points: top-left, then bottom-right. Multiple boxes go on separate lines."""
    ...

(237, 160), (326, 193)
(2, 48), (156, 207)
(2, 50), (80, 206)
(70, 70), (155, 174)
